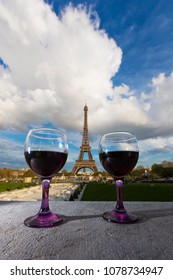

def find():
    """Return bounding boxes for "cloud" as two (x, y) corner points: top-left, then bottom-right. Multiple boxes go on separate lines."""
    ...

(0, 136), (24, 167)
(138, 135), (173, 167)
(0, 0), (150, 136)
(0, 0), (173, 147)
(0, 0), (121, 129)
(145, 72), (173, 138)
(139, 136), (173, 154)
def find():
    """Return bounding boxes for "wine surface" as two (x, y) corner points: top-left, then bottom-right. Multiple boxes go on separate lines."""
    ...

(99, 150), (138, 178)
(24, 150), (67, 178)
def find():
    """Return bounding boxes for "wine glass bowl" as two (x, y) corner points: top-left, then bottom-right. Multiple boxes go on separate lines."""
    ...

(99, 132), (139, 223)
(24, 128), (68, 228)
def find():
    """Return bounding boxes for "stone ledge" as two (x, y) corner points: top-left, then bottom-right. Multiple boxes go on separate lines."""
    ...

(0, 201), (173, 260)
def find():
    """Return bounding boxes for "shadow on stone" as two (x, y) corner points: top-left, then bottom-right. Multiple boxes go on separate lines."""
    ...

(60, 208), (173, 226)
(59, 214), (102, 226)
(133, 207), (173, 224)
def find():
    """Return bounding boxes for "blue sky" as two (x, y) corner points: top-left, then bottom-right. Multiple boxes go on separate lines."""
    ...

(0, 0), (173, 171)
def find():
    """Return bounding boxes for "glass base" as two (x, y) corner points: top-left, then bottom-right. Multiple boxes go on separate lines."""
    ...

(24, 211), (64, 228)
(102, 210), (138, 224)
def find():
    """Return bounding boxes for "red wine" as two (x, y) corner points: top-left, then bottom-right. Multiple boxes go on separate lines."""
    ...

(99, 151), (138, 178)
(24, 150), (67, 178)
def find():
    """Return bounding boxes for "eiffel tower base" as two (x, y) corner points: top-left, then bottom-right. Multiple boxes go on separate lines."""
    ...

(71, 160), (98, 175)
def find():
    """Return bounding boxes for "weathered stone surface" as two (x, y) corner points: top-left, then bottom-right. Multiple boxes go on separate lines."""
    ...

(0, 201), (173, 259)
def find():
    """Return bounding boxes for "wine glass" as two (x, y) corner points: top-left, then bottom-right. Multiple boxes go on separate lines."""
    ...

(24, 128), (68, 228)
(99, 131), (139, 223)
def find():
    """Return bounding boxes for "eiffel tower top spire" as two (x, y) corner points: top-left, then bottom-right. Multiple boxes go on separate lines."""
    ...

(82, 103), (89, 146)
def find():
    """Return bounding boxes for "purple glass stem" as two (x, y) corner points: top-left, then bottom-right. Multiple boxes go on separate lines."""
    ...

(39, 179), (51, 213)
(115, 179), (125, 212)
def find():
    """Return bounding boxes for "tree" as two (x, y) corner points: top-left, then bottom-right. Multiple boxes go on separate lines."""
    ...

(151, 164), (164, 177)
(0, 168), (12, 179)
(129, 167), (145, 179)
(162, 167), (173, 178)
(23, 169), (35, 178)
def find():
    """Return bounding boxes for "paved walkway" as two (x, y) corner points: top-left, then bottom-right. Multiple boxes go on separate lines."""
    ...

(0, 183), (78, 201)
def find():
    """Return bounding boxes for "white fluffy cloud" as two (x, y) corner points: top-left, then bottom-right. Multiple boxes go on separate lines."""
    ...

(0, 0), (152, 136)
(148, 72), (173, 136)
(139, 136), (173, 154)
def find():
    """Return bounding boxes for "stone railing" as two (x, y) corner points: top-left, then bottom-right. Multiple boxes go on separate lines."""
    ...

(0, 201), (173, 259)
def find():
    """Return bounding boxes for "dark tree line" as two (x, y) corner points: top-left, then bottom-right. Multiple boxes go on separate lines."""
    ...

(130, 164), (173, 179)
(151, 164), (173, 178)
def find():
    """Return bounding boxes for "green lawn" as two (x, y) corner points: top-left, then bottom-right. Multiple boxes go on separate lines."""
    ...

(81, 182), (173, 201)
(0, 182), (35, 193)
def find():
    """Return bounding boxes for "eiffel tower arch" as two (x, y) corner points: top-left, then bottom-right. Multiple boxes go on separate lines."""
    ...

(71, 104), (98, 175)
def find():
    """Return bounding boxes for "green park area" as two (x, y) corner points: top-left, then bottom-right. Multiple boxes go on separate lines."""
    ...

(1, 180), (173, 202)
(0, 182), (35, 193)
(81, 182), (173, 202)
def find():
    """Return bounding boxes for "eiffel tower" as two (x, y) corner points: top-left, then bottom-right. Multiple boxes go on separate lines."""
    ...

(71, 104), (98, 175)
